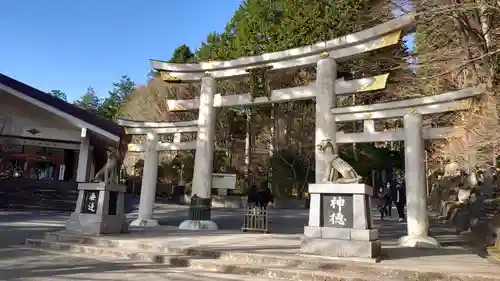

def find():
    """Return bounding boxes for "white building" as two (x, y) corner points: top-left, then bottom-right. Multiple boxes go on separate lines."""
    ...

(0, 73), (123, 210)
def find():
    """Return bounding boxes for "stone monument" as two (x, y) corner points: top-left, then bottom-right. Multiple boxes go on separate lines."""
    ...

(301, 139), (381, 260)
(66, 147), (128, 235)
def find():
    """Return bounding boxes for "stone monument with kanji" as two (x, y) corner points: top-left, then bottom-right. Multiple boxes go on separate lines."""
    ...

(300, 55), (381, 260)
(301, 139), (381, 260)
(66, 147), (128, 235)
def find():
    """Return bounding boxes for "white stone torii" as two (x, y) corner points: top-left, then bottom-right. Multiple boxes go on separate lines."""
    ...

(117, 119), (199, 226)
(123, 13), (413, 228)
(125, 13), (482, 245)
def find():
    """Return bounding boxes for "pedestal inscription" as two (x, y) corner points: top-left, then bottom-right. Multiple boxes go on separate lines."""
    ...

(322, 195), (353, 228)
(82, 190), (99, 214)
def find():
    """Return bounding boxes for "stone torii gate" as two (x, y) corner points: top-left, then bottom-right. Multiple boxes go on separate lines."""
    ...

(117, 119), (198, 227)
(129, 15), (413, 230)
(127, 13), (482, 249)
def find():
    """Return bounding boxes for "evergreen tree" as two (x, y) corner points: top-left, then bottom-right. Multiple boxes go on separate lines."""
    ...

(48, 89), (67, 101)
(99, 75), (135, 120)
(74, 86), (101, 114)
(169, 44), (195, 63)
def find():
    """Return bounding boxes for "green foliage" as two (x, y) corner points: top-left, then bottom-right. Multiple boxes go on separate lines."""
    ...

(157, 153), (194, 185)
(48, 89), (67, 101)
(196, 0), (377, 61)
(99, 75), (136, 120)
(267, 149), (313, 197)
(74, 86), (101, 114)
(169, 44), (195, 63)
(340, 144), (404, 178)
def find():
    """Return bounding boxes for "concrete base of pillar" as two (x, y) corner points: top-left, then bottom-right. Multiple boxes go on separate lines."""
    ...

(129, 218), (159, 227)
(301, 236), (381, 260)
(398, 235), (440, 248)
(179, 220), (218, 230)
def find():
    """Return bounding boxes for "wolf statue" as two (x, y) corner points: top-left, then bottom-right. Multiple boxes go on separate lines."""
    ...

(91, 147), (119, 184)
(317, 139), (362, 184)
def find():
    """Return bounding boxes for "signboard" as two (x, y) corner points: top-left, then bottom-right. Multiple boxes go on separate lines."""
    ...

(212, 173), (237, 190)
(321, 194), (353, 228)
(81, 190), (99, 214)
(58, 165), (65, 180)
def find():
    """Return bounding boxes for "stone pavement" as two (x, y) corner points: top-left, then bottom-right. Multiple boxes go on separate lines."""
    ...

(0, 210), (276, 280)
(2, 206), (500, 280)
(0, 248), (277, 281)
(0, 210), (67, 248)
(35, 223), (498, 279)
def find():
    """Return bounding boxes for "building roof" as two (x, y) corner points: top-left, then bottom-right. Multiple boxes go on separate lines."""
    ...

(0, 73), (124, 141)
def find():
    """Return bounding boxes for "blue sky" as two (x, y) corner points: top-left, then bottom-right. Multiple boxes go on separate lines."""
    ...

(0, 1), (242, 101)
(1, 1), (414, 102)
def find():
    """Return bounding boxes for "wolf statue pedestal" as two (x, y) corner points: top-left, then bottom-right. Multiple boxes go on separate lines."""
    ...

(301, 183), (381, 260)
(66, 147), (128, 235)
(66, 182), (128, 235)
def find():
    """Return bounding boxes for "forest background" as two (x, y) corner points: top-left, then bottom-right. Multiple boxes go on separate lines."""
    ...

(47, 0), (500, 198)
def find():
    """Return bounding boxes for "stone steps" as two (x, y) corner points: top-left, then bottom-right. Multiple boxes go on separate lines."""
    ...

(0, 189), (77, 212)
(25, 239), (201, 265)
(0, 178), (78, 212)
(25, 238), (402, 281)
(188, 259), (403, 281)
(7, 247), (281, 281)
(23, 231), (500, 281)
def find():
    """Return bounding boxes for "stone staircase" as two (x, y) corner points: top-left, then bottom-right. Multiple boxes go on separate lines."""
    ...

(24, 231), (499, 281)
(0, 179), (78, 211)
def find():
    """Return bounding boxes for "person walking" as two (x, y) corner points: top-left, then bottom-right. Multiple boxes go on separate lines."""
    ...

(392, 181), (407, 222)
(384, 182), (393, 218)
(377, 187), (390, 219)
(255, 182), (274, 208)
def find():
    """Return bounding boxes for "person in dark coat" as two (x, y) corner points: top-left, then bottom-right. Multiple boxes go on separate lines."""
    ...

(247, 184), (258, 205)
(377, 187), (391, 219)
(255, 183), (274, 208)
(384, 182), (393, 218)
(392, 181), (407, 222)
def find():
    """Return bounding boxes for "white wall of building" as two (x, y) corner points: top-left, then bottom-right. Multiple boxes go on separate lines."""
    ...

(0, 90), (81, 142)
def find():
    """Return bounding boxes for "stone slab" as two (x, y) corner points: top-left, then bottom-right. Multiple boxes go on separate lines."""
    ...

(301, 236), (381, 259)
(129, 218), (159, 227)
(308, 194), (321, 226)
(78, 182), (127, 192)
(309, 183), (373, 196)
(322, 227), (351, 239)
(398, 235), (440, 248)
(351, 229), (379, 241)
(179, 220), (218, 230)
(66, 213), (128, 235)
(304, 226), (322, 238)
(353, 194), (372, 229)
(304, 226), (379, 241)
